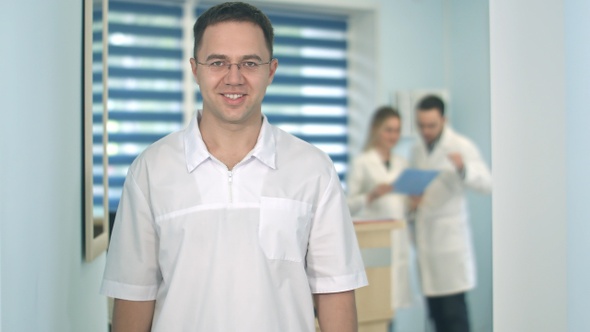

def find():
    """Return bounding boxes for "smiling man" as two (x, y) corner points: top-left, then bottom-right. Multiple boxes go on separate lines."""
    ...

(100, 2), (367, 332)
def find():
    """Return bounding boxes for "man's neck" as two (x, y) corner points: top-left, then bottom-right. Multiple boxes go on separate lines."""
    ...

(426, 129), (444, 153)
(199, 111), (263, 170)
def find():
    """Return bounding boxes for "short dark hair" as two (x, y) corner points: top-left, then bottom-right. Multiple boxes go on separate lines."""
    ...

(193, 2), (274, 59)
(416, 95), (445, 117)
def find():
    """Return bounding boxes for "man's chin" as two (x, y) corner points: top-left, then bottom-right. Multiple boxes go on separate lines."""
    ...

(222, 111), (259, 125)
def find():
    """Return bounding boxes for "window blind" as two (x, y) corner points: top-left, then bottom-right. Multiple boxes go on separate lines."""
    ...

(196, 7), (350, 181)
(93, 0), (184, 212)
(93, 3), (350, 213)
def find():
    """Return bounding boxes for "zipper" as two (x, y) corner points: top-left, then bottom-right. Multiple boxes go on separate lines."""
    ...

(226, 154), (252, 203)
(228, 170), (233, 203)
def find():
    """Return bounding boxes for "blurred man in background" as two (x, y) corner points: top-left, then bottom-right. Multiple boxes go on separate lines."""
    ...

(410, 95), (492, 332)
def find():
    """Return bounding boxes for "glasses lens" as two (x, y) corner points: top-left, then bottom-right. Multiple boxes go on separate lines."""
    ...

(202, 61), (268, 73)
(240, 62), (260, 72)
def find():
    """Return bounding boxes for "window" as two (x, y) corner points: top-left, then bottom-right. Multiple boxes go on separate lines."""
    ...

(94, 1), (184, 212)
(259, 11), (350, 180)
(96, 2), (350, 213)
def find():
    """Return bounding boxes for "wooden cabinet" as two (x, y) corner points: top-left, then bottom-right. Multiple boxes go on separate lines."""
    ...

(316, 220), (405, 332)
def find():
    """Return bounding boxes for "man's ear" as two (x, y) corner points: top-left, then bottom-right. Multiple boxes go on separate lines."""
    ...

(267, 58), (278, 85)
(190, 58), (199, 84)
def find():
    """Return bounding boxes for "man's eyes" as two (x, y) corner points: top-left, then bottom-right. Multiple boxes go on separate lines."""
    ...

(241, 61), (258, 68)
(208, 61), (258, 67)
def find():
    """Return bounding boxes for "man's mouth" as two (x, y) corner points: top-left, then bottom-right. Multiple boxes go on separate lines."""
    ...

(223, 94), (244, 100)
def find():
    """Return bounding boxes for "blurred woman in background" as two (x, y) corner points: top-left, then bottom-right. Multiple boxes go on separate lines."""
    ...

(347, 106), (413, 311)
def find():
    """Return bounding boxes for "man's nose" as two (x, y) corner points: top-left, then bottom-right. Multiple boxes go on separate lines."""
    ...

(224, 64), (244, 84)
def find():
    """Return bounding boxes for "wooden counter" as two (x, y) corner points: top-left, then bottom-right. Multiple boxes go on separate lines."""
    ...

(316, 219), (405, 332)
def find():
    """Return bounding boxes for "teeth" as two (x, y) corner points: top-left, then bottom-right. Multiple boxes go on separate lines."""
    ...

(224, 94), (243, 100)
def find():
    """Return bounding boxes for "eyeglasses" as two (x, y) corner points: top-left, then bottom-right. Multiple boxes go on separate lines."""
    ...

(195, 59), (274, 74)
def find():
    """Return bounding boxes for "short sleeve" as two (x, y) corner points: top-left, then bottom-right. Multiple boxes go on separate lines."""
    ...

(100, 168), (161, 301)
(306, 166), (368, 294)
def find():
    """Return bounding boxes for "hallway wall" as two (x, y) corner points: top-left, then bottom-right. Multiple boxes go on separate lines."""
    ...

(0, 1), (109, 331)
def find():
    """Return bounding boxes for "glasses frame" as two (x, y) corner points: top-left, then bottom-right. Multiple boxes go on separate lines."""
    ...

(195, 58), (275, 73)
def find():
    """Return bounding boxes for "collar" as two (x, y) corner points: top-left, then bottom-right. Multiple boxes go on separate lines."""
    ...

(426, 127), (445, 152)
(367, 148), (392, 163)
(250, 115), (277, 170)
(422, 125), (456, 153)
(183, 110), (277, 173)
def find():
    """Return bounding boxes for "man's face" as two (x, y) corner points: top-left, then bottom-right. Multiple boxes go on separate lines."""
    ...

(190, 21), (278, 125)
(416, 108), (445, 144)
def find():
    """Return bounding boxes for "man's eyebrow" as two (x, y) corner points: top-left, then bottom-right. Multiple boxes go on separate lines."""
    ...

(204, 54), (229, 61)
(203, 54), (265, 62)
(241, 54), (263, 62)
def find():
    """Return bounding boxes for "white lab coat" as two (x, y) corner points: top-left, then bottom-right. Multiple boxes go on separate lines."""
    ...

(410, 126), (492, 296)
(347, 149), (413, 309)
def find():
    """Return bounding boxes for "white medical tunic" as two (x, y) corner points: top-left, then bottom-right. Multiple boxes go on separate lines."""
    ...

(346, 149), (413, 309)
(100, 113), (368, 332)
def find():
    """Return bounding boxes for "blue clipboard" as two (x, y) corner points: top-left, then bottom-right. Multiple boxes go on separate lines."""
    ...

(393, 169), (440, 195)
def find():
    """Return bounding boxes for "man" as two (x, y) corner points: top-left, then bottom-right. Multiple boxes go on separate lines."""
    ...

(410, 95), (492, 332)
(100, 2), (367, 332)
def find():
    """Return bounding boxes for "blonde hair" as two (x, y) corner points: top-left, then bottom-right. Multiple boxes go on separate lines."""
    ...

(363, 106), (401, 151)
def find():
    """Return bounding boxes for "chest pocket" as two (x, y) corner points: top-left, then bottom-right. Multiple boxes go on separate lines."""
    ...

(259, 197), (312, 262)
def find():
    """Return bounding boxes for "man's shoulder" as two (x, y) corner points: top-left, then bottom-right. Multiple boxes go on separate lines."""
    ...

(446, 127), (479, 150)
(270, 124), (334, 170)
(409, 139), (424, 156)
(265, 124), (340, 200)
(129, 129), (185, 171)
(272, 125), (329, 157)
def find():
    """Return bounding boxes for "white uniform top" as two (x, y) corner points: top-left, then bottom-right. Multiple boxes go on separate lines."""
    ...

(100, 113), (368, 332)
(346, 149), (413, 309)
(410, 126), (491, 296)
(347, 149), (408, 219)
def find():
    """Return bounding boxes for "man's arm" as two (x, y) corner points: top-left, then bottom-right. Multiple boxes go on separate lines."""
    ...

(452, 139), (492, 194)
(314, 290), (358, 332)
(112, 299), (156, 332)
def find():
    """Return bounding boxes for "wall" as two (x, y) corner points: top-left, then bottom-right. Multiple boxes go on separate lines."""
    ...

(0, 0), (109, 331)
(490, 0), (568, 331)
(373, 0), (447, 159)
(374, 1), (493, 331)
(445, 1), (492, 331)
(374, 2), (445, 330)
(565, 0), (590, 331)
